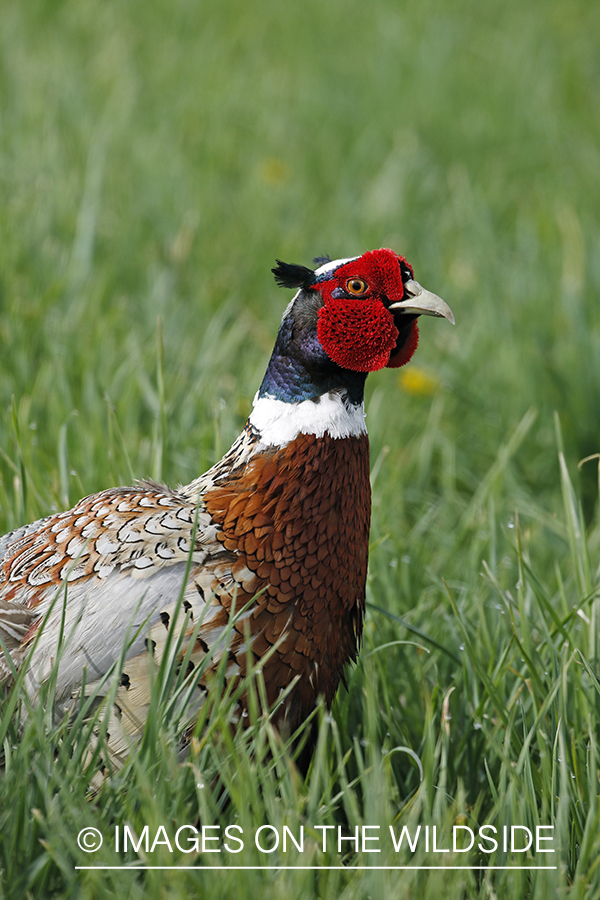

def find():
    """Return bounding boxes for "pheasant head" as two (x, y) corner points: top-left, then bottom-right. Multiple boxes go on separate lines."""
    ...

(253, 248), (454, 444)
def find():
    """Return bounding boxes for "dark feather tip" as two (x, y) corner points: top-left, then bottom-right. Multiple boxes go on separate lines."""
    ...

(312, 254), (331, 266)
(272, 260), (316, 290)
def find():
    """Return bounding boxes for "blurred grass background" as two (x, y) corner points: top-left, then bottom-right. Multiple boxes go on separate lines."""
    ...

(1, 0), (600, 897)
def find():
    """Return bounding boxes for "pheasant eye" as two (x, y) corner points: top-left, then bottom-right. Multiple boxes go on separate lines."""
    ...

(345, 278), (368, 295)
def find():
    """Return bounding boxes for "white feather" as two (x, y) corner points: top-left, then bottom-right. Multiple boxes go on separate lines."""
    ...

(23, 564), (201, 704)
(314, 255), (359, 277)
(249, 391), (366, 447)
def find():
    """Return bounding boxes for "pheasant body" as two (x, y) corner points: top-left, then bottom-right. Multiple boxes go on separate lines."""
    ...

(0, 249), (453, 762)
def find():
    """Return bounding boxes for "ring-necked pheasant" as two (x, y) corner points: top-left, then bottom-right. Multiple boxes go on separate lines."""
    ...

(0, 248), (453, 764)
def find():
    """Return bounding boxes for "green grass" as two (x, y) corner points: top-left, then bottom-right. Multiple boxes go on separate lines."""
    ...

(1, 0), (600, 896)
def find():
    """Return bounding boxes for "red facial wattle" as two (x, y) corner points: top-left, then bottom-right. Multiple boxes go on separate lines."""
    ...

(315, 248), (419, 373)
(317, 299), (399, 372)
(386, 320), (419, 368)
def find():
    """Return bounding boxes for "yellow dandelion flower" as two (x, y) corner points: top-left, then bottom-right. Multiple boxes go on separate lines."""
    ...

(398, 367), (441, 396)
(257, 158), (290, 186)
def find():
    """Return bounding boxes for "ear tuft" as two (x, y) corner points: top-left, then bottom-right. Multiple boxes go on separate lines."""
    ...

(312, 254), (331, 266)
(272, 260), (316, 290)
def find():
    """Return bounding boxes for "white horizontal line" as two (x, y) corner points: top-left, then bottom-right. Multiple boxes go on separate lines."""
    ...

(75, 865), (558, 871)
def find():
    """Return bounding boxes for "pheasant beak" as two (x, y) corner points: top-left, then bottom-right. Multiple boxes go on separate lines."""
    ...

(389, 280), (455, 325)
